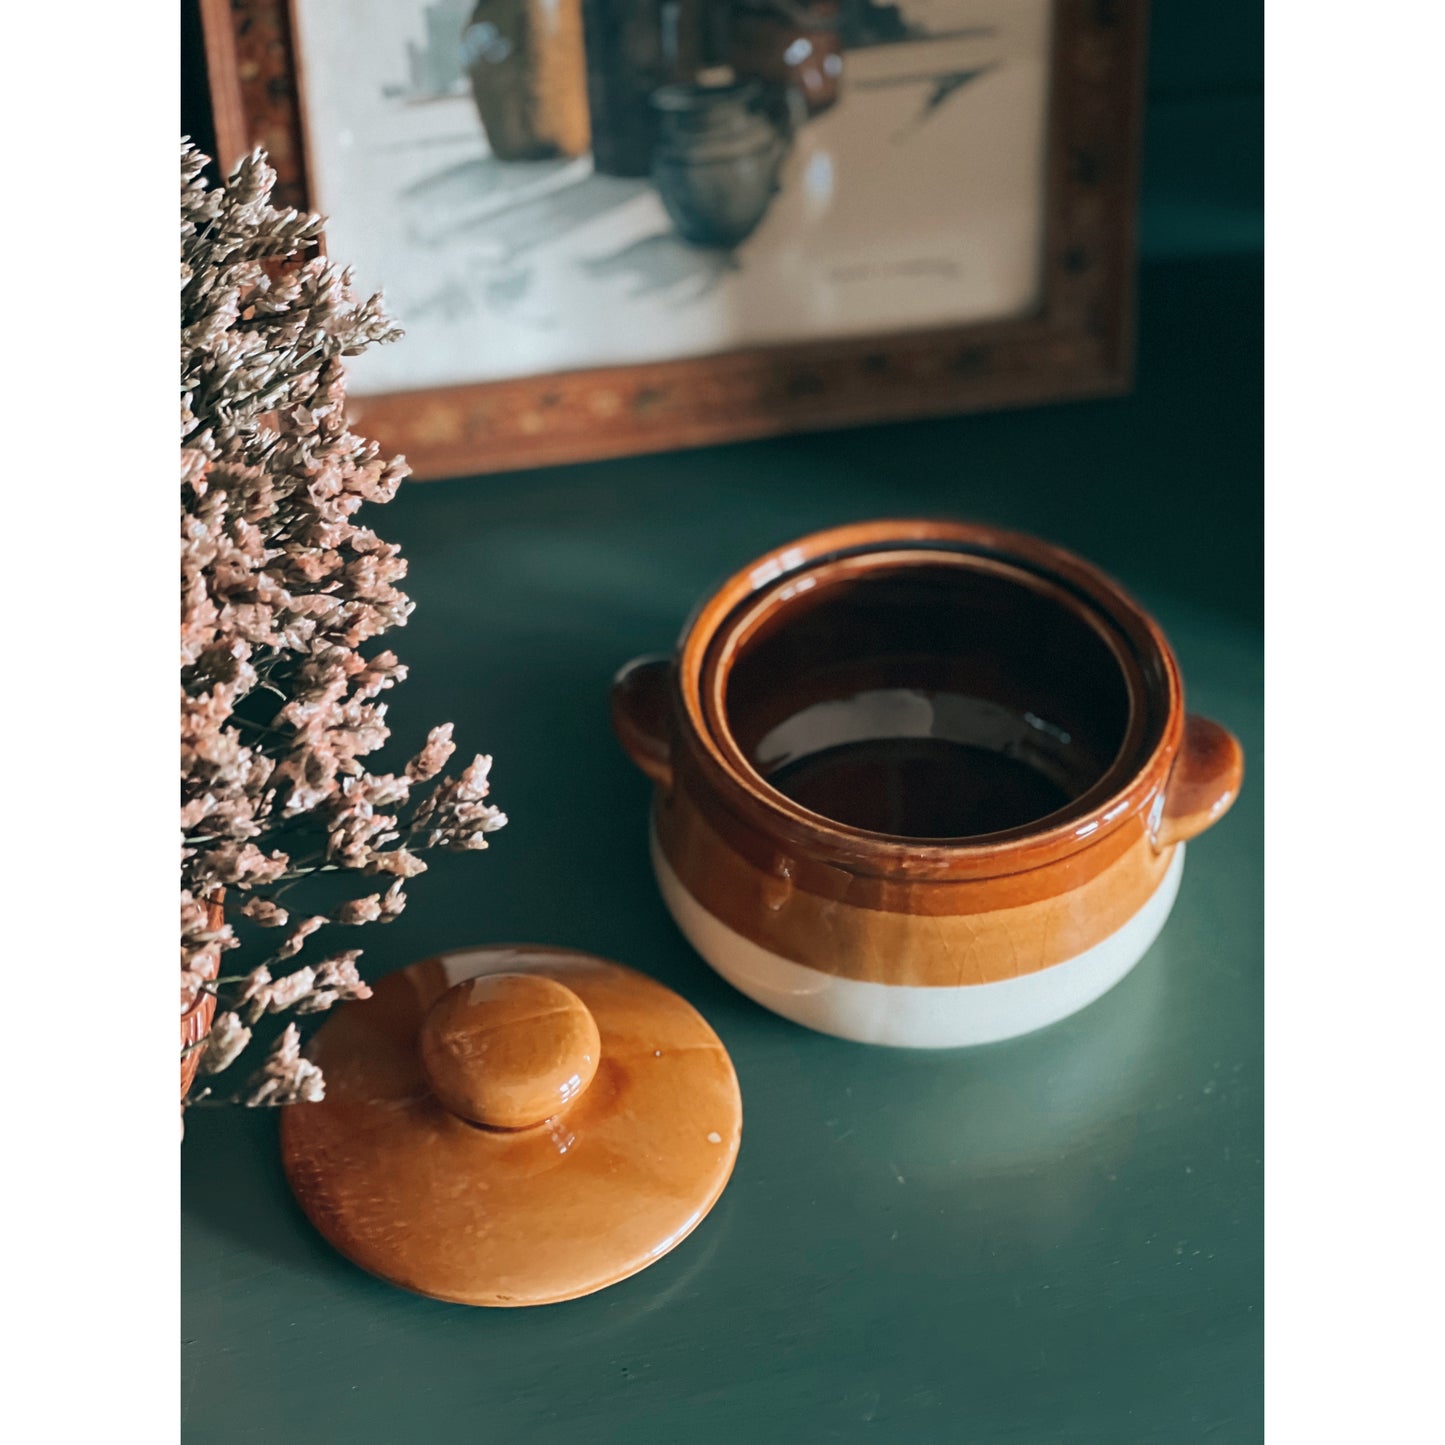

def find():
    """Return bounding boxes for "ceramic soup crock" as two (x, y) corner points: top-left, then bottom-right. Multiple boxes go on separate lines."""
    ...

(611, 520), (1243, 1048)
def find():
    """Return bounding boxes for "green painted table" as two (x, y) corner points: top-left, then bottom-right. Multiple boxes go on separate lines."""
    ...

(182, 256), (1262, 1443)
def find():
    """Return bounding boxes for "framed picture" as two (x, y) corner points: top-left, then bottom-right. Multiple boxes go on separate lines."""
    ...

(201, 0), (1146, 478)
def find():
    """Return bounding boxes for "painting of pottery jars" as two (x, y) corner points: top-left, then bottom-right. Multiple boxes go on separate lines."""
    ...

(290, 0), (1058, 397)
(463, 0), (591, 160)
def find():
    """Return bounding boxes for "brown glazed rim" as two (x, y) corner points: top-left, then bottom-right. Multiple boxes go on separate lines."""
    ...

(673, 519), (1185, 881)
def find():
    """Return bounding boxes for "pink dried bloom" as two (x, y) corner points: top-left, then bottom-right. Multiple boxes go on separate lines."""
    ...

(240, 897), (289, 928)
(198, 843), (287, 889)
(254, 967), (317, 1014)
(276, 916), (326, 960)
(412, 755), (508, 850)
(273, 739), (342, 818)
(325, 802), (400, 870)
(181, 142), (504, 1108)
(406, 724), (455, 781)
(354, 650), (407, 700)
(236, 964), (277, 1024)
(365, 847), (428, 879)
(239, 1025), (325, 1107)
(334, 894), (381, 926)
(314, 951), (367, 994)
(444, 823), (508, 853)
(179, 889), (215, 939)
(295, 951), (372, 1013)
(362, 773), (412, 810)
(198, 1012), (252, 1075)
(378, 880), (408, 921)
(179, 796), (213, 830)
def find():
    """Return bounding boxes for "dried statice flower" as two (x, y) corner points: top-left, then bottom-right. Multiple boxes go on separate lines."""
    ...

(334, 894), (382, 926)
(378, 881), (408, 922)
(253, 967), (317, 1015)
(240, 897), (289, 928)
(364, 846), (428, 878)
(276, 916), (326, 960)
(411, 755), (509, 851)
(295, 952), (372, 1013)
(198, 1012), (252, 1075)
(181, 141), (505, 1116)
(406, 724), (456, 781)
(237, 964), (273, 1012)
(314, 951), (368, 993)
(239, 1025), (326, 1107)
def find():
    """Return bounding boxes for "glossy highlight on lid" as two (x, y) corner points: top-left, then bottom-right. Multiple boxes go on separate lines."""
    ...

(418, 972), (601, 1131)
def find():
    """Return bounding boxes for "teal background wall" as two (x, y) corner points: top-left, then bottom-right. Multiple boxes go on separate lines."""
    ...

(1140, 3), (1263, 258)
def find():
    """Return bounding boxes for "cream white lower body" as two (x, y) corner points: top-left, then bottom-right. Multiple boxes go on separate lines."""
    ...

(651, 830), (1185, 1048)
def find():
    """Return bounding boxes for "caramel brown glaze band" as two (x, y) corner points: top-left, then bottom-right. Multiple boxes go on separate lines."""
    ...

(654, 786), (1176, 987)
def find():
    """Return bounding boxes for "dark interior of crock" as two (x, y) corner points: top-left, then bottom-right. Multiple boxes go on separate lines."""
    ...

(722, 561), (1132, 838)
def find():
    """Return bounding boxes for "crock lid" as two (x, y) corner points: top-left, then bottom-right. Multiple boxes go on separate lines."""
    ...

(280, 945), (742, 1307)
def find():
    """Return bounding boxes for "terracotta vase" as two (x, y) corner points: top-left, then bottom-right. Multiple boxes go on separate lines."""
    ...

(181, 894), (224, 1100)
(650, 75), (789, 246)
(611, 520), (1244, 1048)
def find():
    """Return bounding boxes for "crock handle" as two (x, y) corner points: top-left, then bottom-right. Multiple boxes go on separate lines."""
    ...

(610, 655), (674, 791)
(1154, 714), (1244, 850)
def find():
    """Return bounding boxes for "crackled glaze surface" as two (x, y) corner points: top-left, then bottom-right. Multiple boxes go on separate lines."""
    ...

(280, 945), (742, 1307)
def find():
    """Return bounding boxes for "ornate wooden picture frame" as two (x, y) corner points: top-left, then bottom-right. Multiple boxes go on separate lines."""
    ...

(201, 1), (1146, 479)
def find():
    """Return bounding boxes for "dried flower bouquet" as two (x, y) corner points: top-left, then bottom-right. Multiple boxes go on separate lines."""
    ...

(181, 142), (505, 1115)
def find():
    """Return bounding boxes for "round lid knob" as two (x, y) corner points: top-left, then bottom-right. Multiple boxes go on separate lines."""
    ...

(419, 972), (601, 1130)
